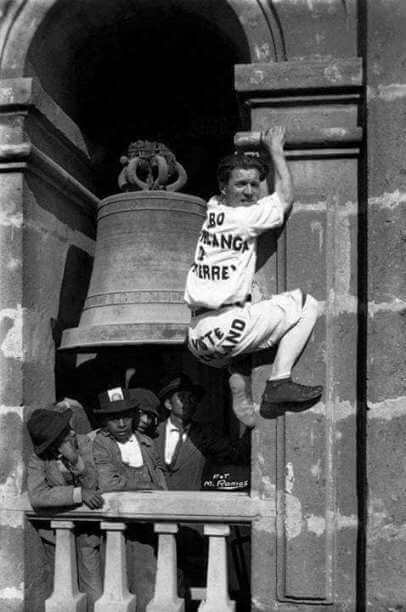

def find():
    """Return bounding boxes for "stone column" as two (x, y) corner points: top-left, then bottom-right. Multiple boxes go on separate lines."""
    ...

(198, 524), (235, 612)
(147, 522), (184, 612)
(46, 520), (87, 612)
(0, 76), (97, 610)
(365, 2), (406, 610)
(235, 57), (363, 610)
(95, 521), (136, 612)
(0, 140), (25, 610)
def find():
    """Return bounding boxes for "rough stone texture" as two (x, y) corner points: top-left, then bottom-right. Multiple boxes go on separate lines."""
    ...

(22, 173), (94, 407)
(268, 0), (358, 61)
(0, 70), (97, 610)
(366, 0), (406, 608)
(368, 198), (406, 303)
(0, 523), (24, 589)
(368, 311), (406, 404)
(367, 415), (406, 610)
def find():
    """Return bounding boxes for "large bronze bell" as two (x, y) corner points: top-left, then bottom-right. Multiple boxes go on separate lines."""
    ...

(61, 142), (206, 350)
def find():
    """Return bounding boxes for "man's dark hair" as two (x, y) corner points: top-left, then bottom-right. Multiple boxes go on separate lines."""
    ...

(217, 153), (269, 187)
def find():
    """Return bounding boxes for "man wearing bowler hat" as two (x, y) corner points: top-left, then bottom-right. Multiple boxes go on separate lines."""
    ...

(156, 372), (252, 594)
(92, 387), (166, 611)
(27, 407), (104, 610)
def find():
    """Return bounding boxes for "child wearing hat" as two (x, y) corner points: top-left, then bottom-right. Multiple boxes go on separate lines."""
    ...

(27, 407), (104, 610)
(133, 398), (160, 438)
(92, 387), (166, 492)
(92, 387), (166, 611)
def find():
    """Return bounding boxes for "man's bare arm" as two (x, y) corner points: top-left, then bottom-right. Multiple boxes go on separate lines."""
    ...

(262, 126), (294, 215)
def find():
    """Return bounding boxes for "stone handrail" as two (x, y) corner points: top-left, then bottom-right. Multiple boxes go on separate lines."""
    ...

(27, 491), (269, 611)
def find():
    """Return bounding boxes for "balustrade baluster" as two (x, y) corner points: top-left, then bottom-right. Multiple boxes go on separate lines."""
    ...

(95, 521), (136, 612)
(46, 520), (87, 612)
(198, 524), (235, 612)
(147, 522), (184, 612)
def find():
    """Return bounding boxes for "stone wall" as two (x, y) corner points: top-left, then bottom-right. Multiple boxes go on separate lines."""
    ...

(0, 77), (96, 610)
(366, 1), (406, 609)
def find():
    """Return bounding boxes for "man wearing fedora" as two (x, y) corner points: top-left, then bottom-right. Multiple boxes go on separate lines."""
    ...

(155, 372), (251, 595)
(27, 407), (104, 610)
(92, 387), (166, 611)
(156, 373), (251, 491)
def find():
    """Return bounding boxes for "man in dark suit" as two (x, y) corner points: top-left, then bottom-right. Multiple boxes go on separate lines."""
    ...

(156, 373), (251, 491)
(155, 373), (252, 596)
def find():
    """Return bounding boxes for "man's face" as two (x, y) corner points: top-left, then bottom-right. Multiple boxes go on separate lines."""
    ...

(223, 168), (261, 207)
(104, 411), (133, 443)
(51, 426), (77, 456)
(167, 390), (198, 423)
(135, 409), (156, 435)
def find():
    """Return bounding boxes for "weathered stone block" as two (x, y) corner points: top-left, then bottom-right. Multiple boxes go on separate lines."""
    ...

(367, 0), (406, 85)
(287, 208), (327, 298)
(367, 537), (406, 610)
(368, 311), (406, 402)
(367, 415), (406, 524)
(0, 523), (25, 610)
(235, 57), (361, 92)
(334, 526), (357, 606)
(367, 97), (406, 197)
(274, 2), (358, 60)
(368, 202), (406, 302)
(335, 414), (358, 517)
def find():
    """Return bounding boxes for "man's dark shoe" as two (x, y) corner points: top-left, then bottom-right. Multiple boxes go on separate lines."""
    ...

(260, 378), (323, 418)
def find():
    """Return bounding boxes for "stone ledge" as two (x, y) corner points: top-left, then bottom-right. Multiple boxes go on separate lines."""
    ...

(27, 490), (275, 523)
(235, 57), (363, 93)
(0, 77), (88, 157)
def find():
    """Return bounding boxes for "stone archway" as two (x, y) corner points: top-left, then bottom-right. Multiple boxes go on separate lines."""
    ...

(0, 0), (280, 201)
(0, 0), (280, 80)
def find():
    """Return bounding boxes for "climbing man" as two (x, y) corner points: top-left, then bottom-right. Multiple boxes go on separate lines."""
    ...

(184, 126), (322, 423)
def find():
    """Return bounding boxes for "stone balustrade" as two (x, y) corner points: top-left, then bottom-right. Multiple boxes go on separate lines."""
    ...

(27, 491), (268, 612)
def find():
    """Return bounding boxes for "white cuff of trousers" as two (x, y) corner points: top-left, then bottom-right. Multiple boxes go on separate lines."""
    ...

(73, 487), (82, 504)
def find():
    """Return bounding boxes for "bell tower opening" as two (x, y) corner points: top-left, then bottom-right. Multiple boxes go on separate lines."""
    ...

(28, 0), (251, 199)
(27, 0), (252, 473)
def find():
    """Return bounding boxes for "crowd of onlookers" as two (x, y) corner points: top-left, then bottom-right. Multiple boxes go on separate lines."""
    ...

(27, 372), (252, 611)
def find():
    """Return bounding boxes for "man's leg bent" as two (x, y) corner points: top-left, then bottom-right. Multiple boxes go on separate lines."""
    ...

(261, 292), (323, 414)
(270, 292), (318, 380)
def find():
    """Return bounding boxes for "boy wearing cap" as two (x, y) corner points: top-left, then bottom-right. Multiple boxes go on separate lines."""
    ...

(92, 387), (166, 492)
(27, 407), (103, 610)
(92, 387), (166, 611)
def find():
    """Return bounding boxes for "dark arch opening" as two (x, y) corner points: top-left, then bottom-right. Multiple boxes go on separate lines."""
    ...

(27, 0), (251, 199)
(26, 6), (252, 606)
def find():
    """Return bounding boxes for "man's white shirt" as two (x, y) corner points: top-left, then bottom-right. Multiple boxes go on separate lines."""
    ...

(184, 192), (284, 309)
(164, 418), (190, 465)
(117, 434), (144, 467)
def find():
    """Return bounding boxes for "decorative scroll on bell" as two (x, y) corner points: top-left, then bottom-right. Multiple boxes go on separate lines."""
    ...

(60, 142), (205, 350)
(118, 140), (187, 192)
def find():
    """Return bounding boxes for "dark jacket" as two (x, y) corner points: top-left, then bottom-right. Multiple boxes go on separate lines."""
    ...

(93, 430), (167, 492)
(27, 433), (97, 508)
(156, 419), (250, 491)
